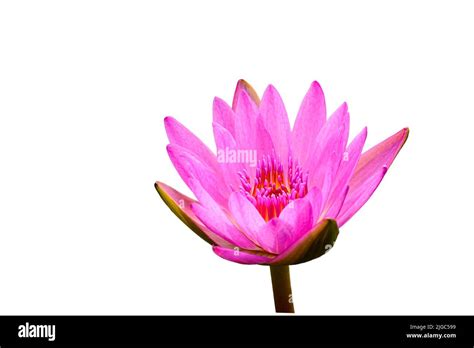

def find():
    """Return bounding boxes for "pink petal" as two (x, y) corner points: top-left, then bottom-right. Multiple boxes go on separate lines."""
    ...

(255, 198), (313, 254)
(213, 246), (274, 265)
(228, 192), (266, 247)
(307, 102), (350, 202)
(336, 166), (387, 226)
(164, 117), (221, 174)
(188, 178), (259, 250)
(256, 218), (292, 254)
(192, 204), (259, 250)
(324, 127), (367, 215)
(278, 198), (314, 243)
(213, 97), (235, 138)
(167, 144), (229, 206)
(352, 128), (409, 188)
(232, 79), (260, 110)
(255, 116), (275, 161)
(233, 89), (259, 163)
(292, 81), (327, 166)
(270, 219), (339, 266)
(259, 85), (291, 167)
(336, 127), (409, 226)
(233, 90), (274, 176)
(324, 185), (349, 219)
(305, 186), (323, 226)
(212, 122), (244, 190)
(155, 181), (232, 247)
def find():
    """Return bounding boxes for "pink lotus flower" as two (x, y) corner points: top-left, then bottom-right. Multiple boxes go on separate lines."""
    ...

(155, 80), (408, 313)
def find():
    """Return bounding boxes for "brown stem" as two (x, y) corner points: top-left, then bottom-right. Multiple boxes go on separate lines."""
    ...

(270, 265), (295, 313)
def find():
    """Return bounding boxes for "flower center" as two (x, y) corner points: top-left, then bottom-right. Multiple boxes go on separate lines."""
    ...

(239, 155), (308, 221)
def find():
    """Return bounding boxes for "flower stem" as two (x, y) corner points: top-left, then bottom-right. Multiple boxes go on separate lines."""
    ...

(270, 265), (295, 313)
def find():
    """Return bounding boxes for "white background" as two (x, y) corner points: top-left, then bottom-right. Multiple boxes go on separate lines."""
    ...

(1, 0), (473, 314)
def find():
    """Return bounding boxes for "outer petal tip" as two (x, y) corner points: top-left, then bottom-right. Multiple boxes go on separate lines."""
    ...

(402, 127), (410, 144)
(397, 126), (410, 142)
(382, 127), (410, 166)
(341, 101), (349, 113)
(154, 181), (216, 245)
(263, 84), (278, 97)
(310, 80), (322, 89)
(212, 96), (227, 108)
(232, 79), (260, 109)
(163, 116), (177, 129)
